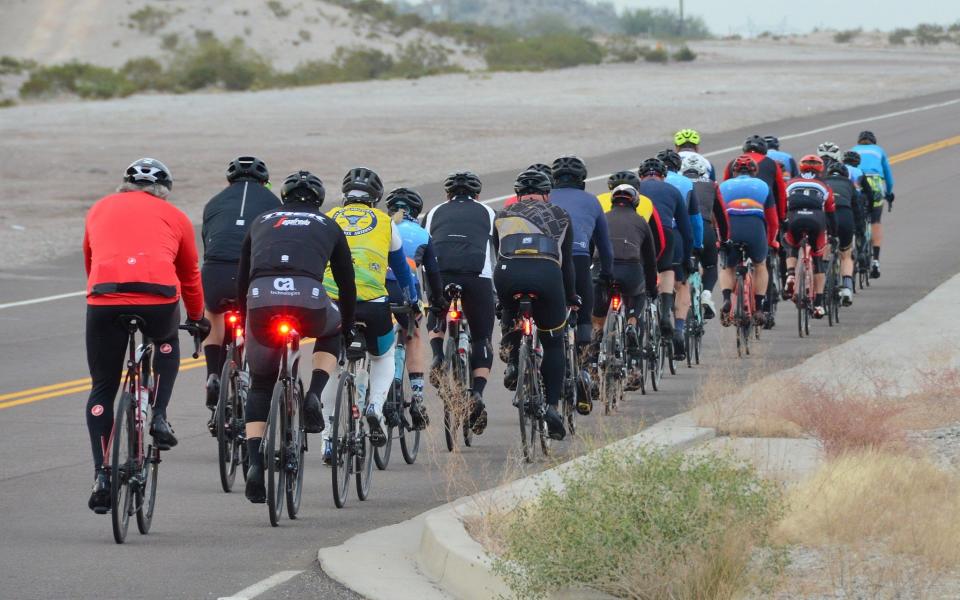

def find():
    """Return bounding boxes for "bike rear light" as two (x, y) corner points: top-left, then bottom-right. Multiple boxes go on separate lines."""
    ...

(234, 326), (244, 338)
(448, 309), (460, 321)
(226, 312), (239, 325)
(277, 320), (295, 336)
(611, 295), (622, 311)
(522, 317), (533, 337)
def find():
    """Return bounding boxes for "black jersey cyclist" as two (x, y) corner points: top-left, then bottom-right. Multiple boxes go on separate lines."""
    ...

(199, 156), (279, 422)
(236, 171), (357, 504)
(423, 171), (498, 436)
(822, 161), (863, 305)
(494, 169), (578, 440)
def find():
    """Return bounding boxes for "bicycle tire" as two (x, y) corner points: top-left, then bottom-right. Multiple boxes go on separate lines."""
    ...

(457, 353), (473, 448)
(331, 371), (353, 509)
(803, 262), (812, 336)
(217, 357), (239, 492)
(265, 382), (284, 527)
(649, 308), (662, 391)
(110, 392), (136, 544)
(356, 419), (373, 501)
(286, 379), (305, 519)
(373, 384), (395, 471)
(685, 305), (694, 368)
(735, 274), (746, 358)
(826, 258), (836, 328)
(796, 258), (806, 338)
(441, 338), (456, 452)
(516, 342), (531, 462)
(398, 379), (421, 464)
(600, 310), (618, 415)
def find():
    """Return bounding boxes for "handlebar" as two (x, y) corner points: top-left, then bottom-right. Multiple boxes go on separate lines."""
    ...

(178, 324), (203, 359)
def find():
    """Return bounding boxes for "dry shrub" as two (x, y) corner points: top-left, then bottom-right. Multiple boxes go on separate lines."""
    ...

(896, 365), (960, 430)
(778, 450), (960, 571)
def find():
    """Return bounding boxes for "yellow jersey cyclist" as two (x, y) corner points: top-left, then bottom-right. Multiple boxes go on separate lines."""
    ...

(320, 168), (419, 458)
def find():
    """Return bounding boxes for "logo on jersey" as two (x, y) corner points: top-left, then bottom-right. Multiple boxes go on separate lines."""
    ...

(260, 211), (326, 226)
(336, 207), (377, 236)
(91, 404), (104, 417)
(159, 343), (173, 354)
(274, 278), (295, 291)
(273, 217), (312, 228)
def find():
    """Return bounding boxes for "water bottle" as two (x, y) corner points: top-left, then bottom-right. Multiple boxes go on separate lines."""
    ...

(394, 344), (405, 382)
(138, 388), (150, 422)
(355, 369), (369, 410)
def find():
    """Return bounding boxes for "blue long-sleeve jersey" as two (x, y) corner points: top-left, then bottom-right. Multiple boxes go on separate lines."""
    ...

(851, 143), (894, 193)
(666, 171), (703, 249)
(638, 178), (693, 258)
(549, 187), (614, 273)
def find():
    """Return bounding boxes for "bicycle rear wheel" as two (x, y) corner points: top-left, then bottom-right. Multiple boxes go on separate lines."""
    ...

(456, 354), (473, 448)
(684, 305), (694, 368)
(110, 392), (136, 544)
(442, 339), (456, 452)
(825, 259), (836, 327)
(600, 312), (618, 415)
(374, 384), (396, 471)
(286, 380), (305, 519)
(514, 342), (531, 462)
(648, 311), (662, 391)
(734, 275), (746, 357)
(217, 357), (239, 492)
(331, 371), (353, 508)
(265, 383), (285, 527)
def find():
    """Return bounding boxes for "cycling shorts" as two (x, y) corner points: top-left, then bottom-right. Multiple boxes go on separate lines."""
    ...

(657, 228), (677, 273)
(724, 217), (768, 265)
(201, 261), (239, 313)
(869, 205), (883, 225)
(494, 259), (567, 334)
(784, 210), (827, 257)
(592, 262), (646, 320)
(835, 207), (854, 251)
(354, 301), (395, 357)
(431, 272), (495, 344)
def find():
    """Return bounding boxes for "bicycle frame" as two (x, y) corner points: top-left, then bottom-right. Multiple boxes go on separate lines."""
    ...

(441, 288), (473, 451)
(513, 295), (548, 462)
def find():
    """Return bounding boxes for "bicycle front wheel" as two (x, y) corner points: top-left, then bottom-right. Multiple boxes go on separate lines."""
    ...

(265, 382), (285, 526)
(331, 371), (353, 508)
(110, 392), (136, 544)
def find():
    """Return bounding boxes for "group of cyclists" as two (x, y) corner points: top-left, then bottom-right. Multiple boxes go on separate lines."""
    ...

(81, 127), (894, 514)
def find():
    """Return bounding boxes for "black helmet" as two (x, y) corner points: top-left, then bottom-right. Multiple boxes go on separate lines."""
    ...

(124, 157), (173, 190)
(610, 184), (640, 209)
(638, 158), (667, 179)
(656, 149), (682, 172)
(825, 161), (848, 177)
(341, 167), (384, 205)
(857, 130), (877, 144)
(842, 150), (861, 167)
(743, 135), (768, 154)
(443, 171), (482, 198)
(513, 169), (552, 196)
(280, 170), (325, 207)
(551, 155), (587, 187)
(527, 163), (554, 186)
(384, 187), (424, 218)
(763, 135), (780, 150)
(226, 156), (269, 184)
(607, 170), (641, 191)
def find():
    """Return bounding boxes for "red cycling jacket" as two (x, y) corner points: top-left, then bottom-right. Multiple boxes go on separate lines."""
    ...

(83, 190), (204, 320)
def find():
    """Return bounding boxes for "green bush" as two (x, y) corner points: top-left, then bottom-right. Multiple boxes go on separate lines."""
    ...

(120, 57), (167, 91)
(391, 41), (462, 78)
(621, 8), (711, 39)
(485, 33), (604, 71)
(266, 0), (290, 18)
(889, 28), (911, 45)
(644, 46), (669, 63)
(167, 36), (273, 91)
(129, 6), (172, 35)
(915, 23), (946, 45)
(672, 44), (697, 62)
(161, 33), (180, 51)
(833, 28), (861, 43)
(19, 62), (136, 99)
(604, 36), (644, 63)
(492, 449), (782, 600)
(0, 56), (35, 75)
(0, 98), (16, 108)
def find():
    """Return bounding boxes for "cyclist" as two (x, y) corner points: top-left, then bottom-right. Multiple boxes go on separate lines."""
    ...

(84, 158), (209, 512)
(764, 135), (798, 182)
(424, 171), (498, 436)
(638, 157), (693, 351)
(817, 142), (843, 167)
(822, 161), (862, 305)
(236, 170), (356, 503)
(503, 163), (553, 208)
(199, 157), (279, 428)
(494, 169), (578, 439)
(383, 187), (445, 429)
(782, 155), (837, 319)
(597, 170), (665, 260)
(724, 135), (787, 222)
(842, 150), (876, 223)
(592, 184), (659, 391)
(321, 168), (419, 454)
(548, 156), (614, 358)
(674, 128), (715, 180)
(851, 130), (894, 278)
(717, 156), (777, 326)
(682, 153), (728, 319)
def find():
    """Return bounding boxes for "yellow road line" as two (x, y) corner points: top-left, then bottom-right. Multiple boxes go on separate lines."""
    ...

(890, 134), (960, 164)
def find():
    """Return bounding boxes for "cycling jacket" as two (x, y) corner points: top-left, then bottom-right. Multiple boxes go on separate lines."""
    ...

(717, 175), (779, 246)
(724, 152), (787, 220)
(850, 143), (894, 192)
(691, 180), (730, 240)
(638, 178), (694, 259)
(201, 181), (280, 264)
(597, 191), (665, 259)
(666, 172), (704, 250)
(386, 216), (444, 306)
(604, 204), (658, 285)
(823, 174), (863, 227)
(548, 187), (614, 274)
(83, 190), (204, 320)
(767, 149), (798, 181)
(423, 195), (497, 278)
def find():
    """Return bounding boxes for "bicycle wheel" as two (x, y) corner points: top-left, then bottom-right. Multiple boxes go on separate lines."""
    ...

(441, 338), (456, 452)
(136, 394), (159, 535)
(374, 384), (395, 471)
(684, 305), (694, 368)
(286, 380), (305, 519)
(648, 310), (662, 391)
(110, 392), (136, 544)
(265, 382), (285, 526)
(734, 275), (746, 358)
(515, 343), (531, 462)
(600, 312), (618, 415)
(356, 418), (373, 501)
(638, 318), (649, 394)
(331, 371), (353, 509)
(217, 357), (239, 492)
(825, 259), (836, 328)
(457, 353), (473, 448)
(802, 265), (812, 336)
(795, 260), (806, 338)
(397, 379), (421, 465)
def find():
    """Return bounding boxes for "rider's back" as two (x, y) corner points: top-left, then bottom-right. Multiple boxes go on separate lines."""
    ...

(202, 181), (280, 263)
(548, 187), (604, 255)
(424, 197), (496, 276)
(247, 208), (342, 283)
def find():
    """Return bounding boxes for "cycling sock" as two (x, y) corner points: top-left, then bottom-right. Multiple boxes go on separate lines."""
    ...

(472, 376), (487, 396)
(872, 246), (881, 260)
(815, 293), (824, 305)
(203, 344), (221, 378)
(308, 369), (330, 399)
(675, 318), (685, 337)
(247, 438), (263, 469)
(430, 337), (444, 361)
(755, 294), (765, 310)
(843, 276), (854, 288)
(368, 346), (395, 411)
(320, 372), (338, 434)
(721, 289), (732, 302)
(786, 268), (796, 277)
(409, 372), (424, 400)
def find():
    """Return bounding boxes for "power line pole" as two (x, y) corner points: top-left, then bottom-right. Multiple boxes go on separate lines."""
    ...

(679, 0), (685, 36)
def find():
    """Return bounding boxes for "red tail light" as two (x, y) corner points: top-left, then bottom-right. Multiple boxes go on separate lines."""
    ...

(448, 309), (460, 321)
(226, 312), (239, 326)
(522, 317), (533, 337)
(611, 294), (622, 311)
(234, 326), (244, 338)
(277, 321), (293, 336)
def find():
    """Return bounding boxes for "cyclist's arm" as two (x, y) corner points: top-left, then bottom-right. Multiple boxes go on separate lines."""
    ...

(174, 210), (204, 320)
(649, 208), (666, 260)
(763, 192), (779, 247)
(591, 202), (615, 274)
(83, 225), (92, 276)
(882, 152), (894, 193)
(674, 193), (693, 259)
(687, 190), (704, 249)
(789, 158), (799, 179)
(388, 227), (417, 303)
(560, 226), (576, 303)
(639, 219), (658, 297)
(825, 189), (837, 237)
(852, 186), (864, 230)
(330, 230), (357, 328)
(421, 239), (445, 307)
(774, 163), (788, 221)
(713, 186), (730, 241)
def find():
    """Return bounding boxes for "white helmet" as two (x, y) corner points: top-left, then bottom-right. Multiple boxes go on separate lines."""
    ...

(124, 158), (173, 190)
(681, 153), (710, 181)
(817, 142), (842, 163)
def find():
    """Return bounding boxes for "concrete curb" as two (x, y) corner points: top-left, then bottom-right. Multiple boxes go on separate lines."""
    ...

(319, 411), (715, 600)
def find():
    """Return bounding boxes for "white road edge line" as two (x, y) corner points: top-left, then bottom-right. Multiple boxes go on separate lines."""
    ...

(2, 96), (958, 311)
(217, 570), (303, 600)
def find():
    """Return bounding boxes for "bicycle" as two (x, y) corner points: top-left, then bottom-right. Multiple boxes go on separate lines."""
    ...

(436, 284), (473, 452)
(723, 241), (757, 358)
(559, 310), (579, 435)
(643, 296), (663, 391)
(793, 232), (816, 338)
(261, 316), (307, 527)
(331, 323), (374, 508)
(823, 237), (842, 327)
(104, 316), (201, 544)
(855, 215), (872, 291)
(374, 304), (421, 470)
(685, 259), (705, 367)
(597, 283), (626, 415)
(214, 307), (249, 493)
(511, 293), (550, 463)
(764, 246), (781, 329)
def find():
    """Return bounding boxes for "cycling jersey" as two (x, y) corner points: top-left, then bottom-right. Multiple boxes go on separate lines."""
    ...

(385, 216), (444, 306)
(201, 181), (280, 264)
(665, 171), (693, 201)
(83, 190), (204, 320)
(548, 187), (614, 273)
(850, 143), (894, 192)
(724, 152), (787, 220)
(322, 204), (416, 303)
(423, 196), (497, 278)
(822, 175), (857, 211)
(717, 175), (779, 246)
(637, 178), (694, 261)
(691, 180), (730, 240)
(666, 172), (704, 250)
(785, 177), (836, 213)
(678, 150), (716, 181)
(603, 204), (658, 297)
(596, 191), (665, 258)
(767, 149), (798, 181)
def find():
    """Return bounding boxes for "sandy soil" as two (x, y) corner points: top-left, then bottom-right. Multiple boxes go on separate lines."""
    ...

(1, 40), (959, 268)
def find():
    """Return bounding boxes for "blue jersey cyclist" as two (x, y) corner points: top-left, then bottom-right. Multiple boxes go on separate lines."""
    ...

(850, 130), (894, 279)
(764, 135), (798, 182)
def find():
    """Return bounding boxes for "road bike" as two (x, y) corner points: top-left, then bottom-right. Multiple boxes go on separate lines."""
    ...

(331, 323), (374, 508)
(105, 316), (202, 544)
(684, 259), (704, 367)
(598, 283), (626, 415)
(823, 237), (842, 327)
(765, 246), (781, 328)
(511, 293), (550, 462)
(261, 316), (307, 527)
(794, 232), (816, 338)
(724, 241), (759, 357)
(437, 284), (473, 452)
(214, 307), (249, 493)
(559, 310), (579, 435)
(374, 304), (421, 470)
(855, 214), (872, 291)
(643, 296), (663, 391)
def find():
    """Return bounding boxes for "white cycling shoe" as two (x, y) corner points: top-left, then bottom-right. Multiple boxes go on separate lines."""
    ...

(700, 290), (717, 320)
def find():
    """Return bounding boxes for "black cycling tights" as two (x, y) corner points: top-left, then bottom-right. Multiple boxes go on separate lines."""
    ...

(701, 226), (719, 292)
(85, 303), (180, 471)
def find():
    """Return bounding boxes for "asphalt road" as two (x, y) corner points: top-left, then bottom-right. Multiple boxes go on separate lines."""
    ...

(1, 89), (959, 600)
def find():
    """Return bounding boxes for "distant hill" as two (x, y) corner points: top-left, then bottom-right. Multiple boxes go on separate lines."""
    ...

(392, 0), (621, 32)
